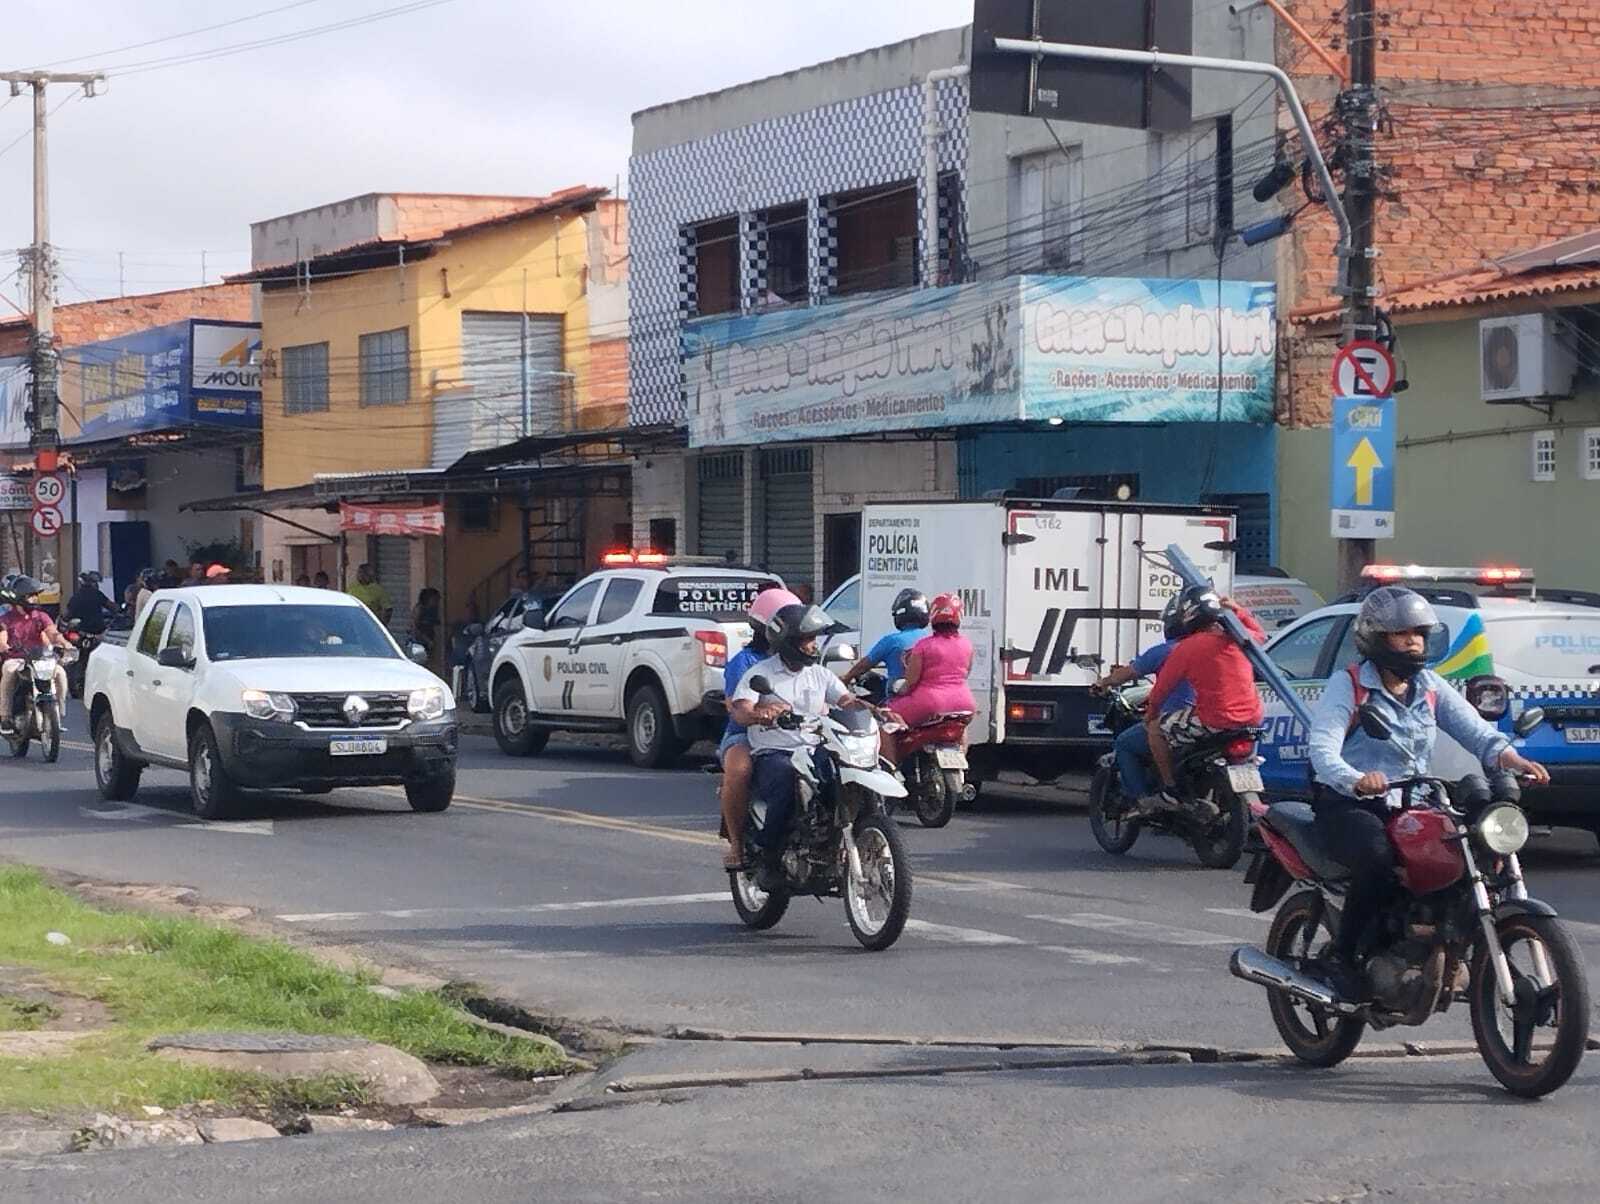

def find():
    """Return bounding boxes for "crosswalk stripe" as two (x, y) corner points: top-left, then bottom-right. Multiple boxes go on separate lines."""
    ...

(904, 919), (1026, 946)
(277, 891), (728, 923)
(1025, 912), (1238, 947)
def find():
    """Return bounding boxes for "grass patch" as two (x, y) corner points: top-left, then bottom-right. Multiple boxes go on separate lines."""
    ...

(0, 995), (57, 1030)
(0, 866), (565, 1117)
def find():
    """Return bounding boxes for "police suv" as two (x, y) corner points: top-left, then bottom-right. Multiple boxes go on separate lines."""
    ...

(488, 553), (780, 767)
(1256, 564), (1600, 836)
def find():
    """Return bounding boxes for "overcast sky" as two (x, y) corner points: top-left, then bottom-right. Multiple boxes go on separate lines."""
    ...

(0, 0), (971, 310)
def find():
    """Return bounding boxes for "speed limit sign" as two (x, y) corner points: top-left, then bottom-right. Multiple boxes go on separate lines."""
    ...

(30, 504), (62, 537)
(30, 474), (64, 508)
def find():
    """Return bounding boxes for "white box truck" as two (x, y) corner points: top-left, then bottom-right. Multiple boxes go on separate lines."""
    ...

(859, 498), (1236, 784)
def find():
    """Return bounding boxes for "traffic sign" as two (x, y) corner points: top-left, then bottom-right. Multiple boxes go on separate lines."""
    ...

(30, 504), (63, 538)
(1331, 395), (1395, 540)
(1331, 339), (1396, 399)
(30, 473), (64, 508)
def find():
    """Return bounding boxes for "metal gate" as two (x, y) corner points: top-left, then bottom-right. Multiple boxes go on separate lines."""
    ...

(451, 312), (565, 462)
(696, 453), (744, 560)
(373, 536), (412, 634)
(759, 447), (814, 589)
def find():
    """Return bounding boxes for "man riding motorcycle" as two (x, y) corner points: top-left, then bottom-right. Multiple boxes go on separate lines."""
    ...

(729, 603), (870, 890)
(1305, 585), (1549, 1000)
(1092, 593), (1194, 806)
(0, 574), (72, 735)
(65, 570), (117, 635)
(840, 588), (929, 701)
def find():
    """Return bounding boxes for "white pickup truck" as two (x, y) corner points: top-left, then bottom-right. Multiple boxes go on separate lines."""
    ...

(84, 584), (458, 819)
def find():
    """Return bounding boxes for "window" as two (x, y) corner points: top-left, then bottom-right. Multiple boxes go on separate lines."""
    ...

(1267, 617), (1341, 680)
(648, 517), (678, 556)
(1532, 429), (1556, 481)
(758, 202), (808, 306)
(596, 578), (643, 625)
(652, 575), (780, 621)
(1327, 619), (1361, 676)
(202, 604), (397, 661)
(359, 327), (410, 406)
(689, 217), (739, 317)
(281, 342), (329, 414)
(163, 604), (196, 661)
(460, 495), (495, 532)
(832, 182), (917, 296)
(136, 601), (173, 658)
(1582, 428), (1600, 481)
(822, 576), (860, 633)
(1147, 116), (1233, 252)
(546, 579), (601, 629)
(1011, 149), (1082, 271)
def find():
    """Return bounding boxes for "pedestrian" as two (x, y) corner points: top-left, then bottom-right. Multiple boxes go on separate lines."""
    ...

(414, 587), (441, 656)
(162, 559), (183, 589)
(183, 562), (205, 587)
(313, 570), (331, 589)
(205, 564), (233, 585)
(348, 562), (393, 624)
(792, 582), (814, 606)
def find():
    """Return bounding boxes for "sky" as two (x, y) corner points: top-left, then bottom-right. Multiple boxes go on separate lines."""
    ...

(0, 0), (973, 310)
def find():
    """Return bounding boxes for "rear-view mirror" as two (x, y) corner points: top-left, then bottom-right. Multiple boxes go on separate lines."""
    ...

(1357, 702), (1393, 742)
(890, 677), (908, 696)
(519, 609), (545, 631)
(407, 643), (428, 664)
(1514, 707), (1546, 739)
(156, 647), (192, 670)
(461, 622), (485, 639)
(749, 675), (773, 697)
(824, 643), (855, 666)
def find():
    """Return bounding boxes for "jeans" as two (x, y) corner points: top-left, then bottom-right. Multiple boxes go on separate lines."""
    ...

(1114, 723), (1154, 800)
(749, 747), (830, 863)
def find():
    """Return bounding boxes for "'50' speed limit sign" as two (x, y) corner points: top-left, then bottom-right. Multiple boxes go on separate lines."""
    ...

(31, 473), (65, 507)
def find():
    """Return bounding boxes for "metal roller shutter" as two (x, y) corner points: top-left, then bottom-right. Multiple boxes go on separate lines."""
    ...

(696, 453), (745, 560)
(759, 447), (814, 590)
(373, 536), (412, 634)
(456, 312), (565, 460)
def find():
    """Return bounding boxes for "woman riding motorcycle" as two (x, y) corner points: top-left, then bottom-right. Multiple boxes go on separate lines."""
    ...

(1305, 585), (1549, 1000)
(882, 593), (975, 758)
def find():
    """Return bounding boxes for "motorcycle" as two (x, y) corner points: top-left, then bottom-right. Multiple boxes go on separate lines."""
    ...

(1087, 683), (1261, 869)
(5, 644), (75, 763)
(61, 618), (98, 699)
(882, 709), (973, 829)
(730, 674), (914, 951)
(1231, 702), (1589, 1098)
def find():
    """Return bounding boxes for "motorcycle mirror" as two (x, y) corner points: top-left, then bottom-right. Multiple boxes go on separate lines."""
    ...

(823, 643), (855, 666)
(749, 675), (773, 696)
(890, 677), (908, 696)
(407, 642), (429, 664)
(1357, 702), (1393, 742)
(1513, 707), (1547, 739)
(461, 622), (485, 638)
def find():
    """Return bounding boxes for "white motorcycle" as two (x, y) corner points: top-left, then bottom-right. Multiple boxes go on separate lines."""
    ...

(5, 644), (75, 763)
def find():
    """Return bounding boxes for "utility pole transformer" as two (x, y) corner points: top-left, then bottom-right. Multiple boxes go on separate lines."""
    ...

(1, 70), (103, 462)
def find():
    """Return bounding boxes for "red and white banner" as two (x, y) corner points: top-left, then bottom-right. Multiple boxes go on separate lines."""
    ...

(339, 502), (445, 537)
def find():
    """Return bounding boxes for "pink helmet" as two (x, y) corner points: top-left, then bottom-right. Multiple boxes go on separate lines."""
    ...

(747, 586), (801, 627)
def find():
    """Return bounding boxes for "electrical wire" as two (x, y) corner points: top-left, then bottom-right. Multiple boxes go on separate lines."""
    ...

(39, 0), (332, 69)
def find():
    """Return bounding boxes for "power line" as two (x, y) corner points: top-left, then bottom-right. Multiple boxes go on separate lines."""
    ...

(40, 0), (332, 69)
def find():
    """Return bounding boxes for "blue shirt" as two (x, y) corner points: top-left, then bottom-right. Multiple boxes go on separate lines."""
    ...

(1130, 640), (1193, 715)
(1308, 662), (1510, 801)
(722, 646), (765, 738)
(866, 626), (928, 685)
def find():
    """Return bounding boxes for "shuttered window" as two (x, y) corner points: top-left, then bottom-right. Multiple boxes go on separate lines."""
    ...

(360, 327), (410, 406)
(282, 342), (329, 414)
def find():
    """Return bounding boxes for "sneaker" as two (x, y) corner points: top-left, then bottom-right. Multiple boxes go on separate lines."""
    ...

(1308, 954), (1369, 1005)
(1135, 790), (1182, 817)
(755, 862), (785, 894)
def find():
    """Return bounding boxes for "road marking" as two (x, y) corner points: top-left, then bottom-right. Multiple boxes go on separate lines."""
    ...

(77, 801), (273, 835)
(277, 891), (727, 924)
(904, 919), (1026, 946)
(1206, 907), (1271, 923)
(1038, 945), (1146, 966)
(1025, 912), (1238, 948)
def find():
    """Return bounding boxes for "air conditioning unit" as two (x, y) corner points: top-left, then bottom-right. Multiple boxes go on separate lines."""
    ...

(1480, 313), (1578, 403)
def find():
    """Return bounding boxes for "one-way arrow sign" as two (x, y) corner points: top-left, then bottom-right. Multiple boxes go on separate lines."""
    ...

(1331, 395), (1395, 540)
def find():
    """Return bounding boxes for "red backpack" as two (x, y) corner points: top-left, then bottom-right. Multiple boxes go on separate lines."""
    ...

(1344, 662), (1436, 736)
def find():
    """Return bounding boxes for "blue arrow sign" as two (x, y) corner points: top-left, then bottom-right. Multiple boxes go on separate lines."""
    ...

(1330, 394), (1395, 540)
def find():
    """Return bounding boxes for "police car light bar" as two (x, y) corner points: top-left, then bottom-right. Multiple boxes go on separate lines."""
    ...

(601, 550), (670, 567)
(1362, 564), (1533, 586)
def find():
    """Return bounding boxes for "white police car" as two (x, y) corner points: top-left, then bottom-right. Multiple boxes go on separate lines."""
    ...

(1257, 565), (1600, 837)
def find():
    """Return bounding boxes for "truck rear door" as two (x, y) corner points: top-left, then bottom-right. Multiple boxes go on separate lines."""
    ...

(1114, 510), (1236, 660)
(1002, 507), (1109, 689)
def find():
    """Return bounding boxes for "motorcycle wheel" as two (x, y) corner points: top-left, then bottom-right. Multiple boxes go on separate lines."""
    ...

(39, 702), (60, 764)
(730, 867), (789, 930)
(1191, 784), (1248, 870)
(844, 814), (912, 951)
(914, 766), (957, 829)
(1088, 764), (1140, 855)
(1265, 890), (1366, 1067)
(1469, 912), (1590, 1098)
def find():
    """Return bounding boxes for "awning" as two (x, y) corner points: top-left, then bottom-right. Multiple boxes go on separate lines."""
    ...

(446, 422), (685, 473)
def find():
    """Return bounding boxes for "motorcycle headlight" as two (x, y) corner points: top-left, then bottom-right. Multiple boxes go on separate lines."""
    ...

(839, 732), (878, 767)
(241, 689), (296, 722)
(1476, 804), (1529, 855)
(408, 686), (448, 721)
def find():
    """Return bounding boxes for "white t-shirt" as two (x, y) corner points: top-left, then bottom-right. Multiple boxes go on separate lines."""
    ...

(732, 654), (847, 753)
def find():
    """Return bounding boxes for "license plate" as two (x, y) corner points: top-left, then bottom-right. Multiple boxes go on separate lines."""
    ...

(1226, 764), (1264, 793)
(1565, 727), (1600, 744)
(934, 748), (968, 770)
(330, 737), (387, 757)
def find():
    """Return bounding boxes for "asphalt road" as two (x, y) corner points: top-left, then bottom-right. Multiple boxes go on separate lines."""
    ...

(5, 727), (1600, 1199)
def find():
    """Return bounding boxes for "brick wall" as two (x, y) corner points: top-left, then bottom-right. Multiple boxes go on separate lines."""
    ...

(1280, 0), (1600, 425)
(0, 283), (253, 358)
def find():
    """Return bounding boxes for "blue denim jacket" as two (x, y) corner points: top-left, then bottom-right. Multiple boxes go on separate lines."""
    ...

(1307, 661), (1509, 801)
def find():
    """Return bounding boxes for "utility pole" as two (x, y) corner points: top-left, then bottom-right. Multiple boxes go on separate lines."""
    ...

(1, 70), (103, 466)
(1334, 1), (1381, 592)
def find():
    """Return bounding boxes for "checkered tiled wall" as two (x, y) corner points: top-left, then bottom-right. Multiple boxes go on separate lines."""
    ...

(628, 77), (969, 427)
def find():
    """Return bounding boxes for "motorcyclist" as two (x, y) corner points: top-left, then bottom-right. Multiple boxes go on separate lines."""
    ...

(882, 592), (975, 757)
(840, 588), (929, 701)
(0, 573), (72, 736)
(1305, 585), (1548, 1000)
(65, 571), (117, 635)
(1092, 593), (1194, 806)
(729, 602), (867, 889)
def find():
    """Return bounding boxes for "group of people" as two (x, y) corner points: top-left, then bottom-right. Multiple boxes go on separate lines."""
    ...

(714, 584), (977, 884)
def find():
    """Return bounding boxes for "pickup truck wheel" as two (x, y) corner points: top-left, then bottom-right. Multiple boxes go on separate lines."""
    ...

(626, 683), (678, 769)
(494, 681), (549, 756)
(463, 664), (489, 714)
(94, 712), (141, 801)
(406, 768), (455, 813)
(188, 724), (240, 821)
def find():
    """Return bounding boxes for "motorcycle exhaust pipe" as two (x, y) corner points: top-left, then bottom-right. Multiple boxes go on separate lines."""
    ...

(1229, 946), (1359, 1015)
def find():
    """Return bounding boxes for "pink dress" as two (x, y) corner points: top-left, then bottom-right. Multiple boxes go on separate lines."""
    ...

(889, 631), (976, 726)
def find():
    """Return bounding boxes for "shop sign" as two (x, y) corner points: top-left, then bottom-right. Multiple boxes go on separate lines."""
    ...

(339, 502), (445, 537)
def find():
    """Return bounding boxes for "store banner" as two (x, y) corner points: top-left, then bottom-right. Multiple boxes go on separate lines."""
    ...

(339, 502), (445, 537)
(0, 355), (29, 450)
(0, 474), (30, 510)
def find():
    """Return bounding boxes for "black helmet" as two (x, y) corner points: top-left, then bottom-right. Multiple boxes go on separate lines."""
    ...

(1160, 592), (1184, 641)
(1354, 586), (1443, 681)
(1173, 584), (1223, 637)
(767, 603), (832, 671)
(891, 588), (930, 631)
(1, 573), (43, 606)
(79, 570), (102, 586)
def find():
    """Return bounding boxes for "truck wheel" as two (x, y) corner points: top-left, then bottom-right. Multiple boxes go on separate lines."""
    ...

(94, 711), (142, 802)
(188, 724), (240, 821)
(494, 680), (549, 756)
(463, 664), (489, 714)
(626, 682), (678, 768)
(406, 767), (455, 813)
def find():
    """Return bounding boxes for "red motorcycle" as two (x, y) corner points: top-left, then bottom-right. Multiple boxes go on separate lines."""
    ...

(1231, 706), (1590, 1097)
(882, 711), (974, 829)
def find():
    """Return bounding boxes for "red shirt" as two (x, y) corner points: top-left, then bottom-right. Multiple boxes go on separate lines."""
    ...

(0, 607), (53, 651)
(1146, 606), (1266, 729)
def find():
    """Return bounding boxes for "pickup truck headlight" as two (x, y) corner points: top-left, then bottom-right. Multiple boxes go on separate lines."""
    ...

(241, 689), (296, 722)
(408, 686), (448, 721)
